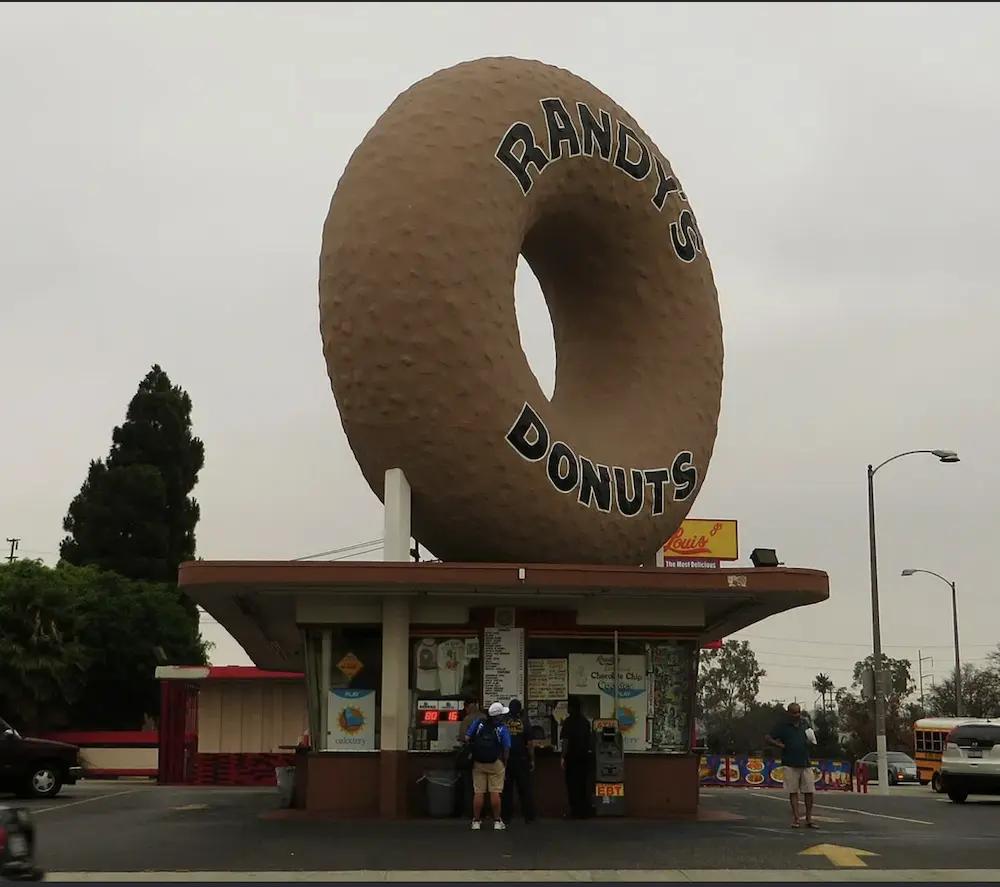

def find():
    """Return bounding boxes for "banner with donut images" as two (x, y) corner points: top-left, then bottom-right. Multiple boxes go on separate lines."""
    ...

(699, 755), (852, 791)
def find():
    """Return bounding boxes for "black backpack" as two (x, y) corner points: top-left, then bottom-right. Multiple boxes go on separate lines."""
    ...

(471, 718), (502, 764)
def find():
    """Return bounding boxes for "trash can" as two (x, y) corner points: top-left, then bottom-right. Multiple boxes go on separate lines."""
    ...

(422, 770), (460, 818)
(275, 766), (296, 808)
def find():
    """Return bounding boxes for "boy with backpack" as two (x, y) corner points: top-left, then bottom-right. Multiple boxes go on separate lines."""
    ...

(465, 701), (512, 830)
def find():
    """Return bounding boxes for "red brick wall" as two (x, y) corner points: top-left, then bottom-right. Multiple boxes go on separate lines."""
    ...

(192, 752), (295, 786)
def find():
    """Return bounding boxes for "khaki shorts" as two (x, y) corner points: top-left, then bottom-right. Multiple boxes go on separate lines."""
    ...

(784, 766), (815, 795)
(472, 759), (506, 794)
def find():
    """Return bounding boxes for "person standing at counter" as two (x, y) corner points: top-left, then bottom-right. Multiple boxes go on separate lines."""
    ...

(560, 696), (593, 819)
(501, 699), (536, 825)
(456, 699), (480, 817)
(467, 702), (511, 830)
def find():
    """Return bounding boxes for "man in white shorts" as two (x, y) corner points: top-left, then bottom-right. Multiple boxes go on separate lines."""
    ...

(766, 703), (817, 828)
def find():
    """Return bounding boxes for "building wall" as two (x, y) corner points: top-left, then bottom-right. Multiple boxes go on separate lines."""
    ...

(197, 680), (307, 753)
(40, 731), (159, 779)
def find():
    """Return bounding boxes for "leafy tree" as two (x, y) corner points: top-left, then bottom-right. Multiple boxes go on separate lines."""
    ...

(925, 664), (1000, 718)
(989, 645), (1000, 671)
(813, 673), (835, 712)
(852, 653), (915, 701)
(703, 700), (786, 755)
(60, 365), (205, 587)
(698, 640), (766, 722)
(812, 709), (843, 758)
(0, 561), (89, 730)
(65, 566), (209, 729)
(835, 654), (916, 758)
(0, 560), (208, 732)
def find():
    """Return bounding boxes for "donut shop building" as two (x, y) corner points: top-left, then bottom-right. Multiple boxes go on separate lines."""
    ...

(180, 552), (828, 819)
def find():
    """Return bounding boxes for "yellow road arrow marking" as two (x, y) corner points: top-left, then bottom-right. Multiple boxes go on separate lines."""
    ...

(800, 843), (877, 868)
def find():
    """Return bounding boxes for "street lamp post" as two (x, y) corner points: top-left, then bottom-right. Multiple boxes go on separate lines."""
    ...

(902, 569), (962, 717)
(867, 449), (959, 796)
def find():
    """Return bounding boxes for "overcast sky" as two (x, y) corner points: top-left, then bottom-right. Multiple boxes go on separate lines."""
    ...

(3, 2), (998, 704)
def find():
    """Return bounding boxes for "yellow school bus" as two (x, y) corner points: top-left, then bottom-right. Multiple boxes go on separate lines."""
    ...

(914, 717), (982, 791)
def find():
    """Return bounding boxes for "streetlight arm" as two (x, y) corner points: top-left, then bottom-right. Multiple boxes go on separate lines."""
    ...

(872, 451), (936, 475)
(903, 568), (953, 587)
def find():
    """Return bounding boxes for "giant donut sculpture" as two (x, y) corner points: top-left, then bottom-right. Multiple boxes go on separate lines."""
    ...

(320, 57), (723, 565)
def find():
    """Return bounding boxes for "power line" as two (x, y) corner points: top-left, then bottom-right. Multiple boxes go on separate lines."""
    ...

(292, 538), (384, 561)
(331, 544), (384, 560)
(739, 633), (996, 650)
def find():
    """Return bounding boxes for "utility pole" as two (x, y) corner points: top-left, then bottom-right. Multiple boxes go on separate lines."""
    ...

(5, 538), (19, 564)
(918, 651), (934, 715)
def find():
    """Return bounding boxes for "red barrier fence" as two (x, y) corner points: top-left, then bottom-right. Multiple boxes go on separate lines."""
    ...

(855, 760), (869, 793)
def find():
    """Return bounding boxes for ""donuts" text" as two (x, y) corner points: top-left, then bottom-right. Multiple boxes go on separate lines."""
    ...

(495, 98), (704, 264)
(505, 402), (698, 517)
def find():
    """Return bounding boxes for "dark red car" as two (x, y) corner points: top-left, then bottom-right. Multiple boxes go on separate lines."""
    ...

(0, 717), (82, 799)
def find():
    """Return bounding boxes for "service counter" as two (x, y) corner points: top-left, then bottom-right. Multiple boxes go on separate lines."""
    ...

(293, 749), (699, 818)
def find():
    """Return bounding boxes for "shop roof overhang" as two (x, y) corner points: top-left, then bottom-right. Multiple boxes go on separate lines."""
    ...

(180, 560), (829, 671)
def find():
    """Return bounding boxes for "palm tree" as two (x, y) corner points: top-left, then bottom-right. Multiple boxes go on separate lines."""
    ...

(813, 673), (835, 713)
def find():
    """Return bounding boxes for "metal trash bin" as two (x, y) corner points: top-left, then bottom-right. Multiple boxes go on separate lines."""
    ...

(275, 766), (296, 808)
(421, 770), (460, 818)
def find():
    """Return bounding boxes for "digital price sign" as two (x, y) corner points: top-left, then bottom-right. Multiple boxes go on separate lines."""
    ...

(419, 709), (460, 725)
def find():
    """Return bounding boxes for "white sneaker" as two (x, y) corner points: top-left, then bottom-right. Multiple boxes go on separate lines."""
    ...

(494, 820), (506, 831)
(471, 820), (481, 830)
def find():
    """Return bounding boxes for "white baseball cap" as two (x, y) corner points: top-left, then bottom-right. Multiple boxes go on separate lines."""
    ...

(488, 702), (509, 717)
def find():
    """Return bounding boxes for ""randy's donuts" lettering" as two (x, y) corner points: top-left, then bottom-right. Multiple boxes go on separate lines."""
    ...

(320, 57), (723, 564)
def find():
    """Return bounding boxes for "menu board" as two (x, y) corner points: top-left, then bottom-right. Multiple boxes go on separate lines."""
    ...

(483, 627), (524, 705)
(527, 658), (568, 701)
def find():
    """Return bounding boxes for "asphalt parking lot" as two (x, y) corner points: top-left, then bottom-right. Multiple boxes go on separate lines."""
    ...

(7, 781), (1000, 879)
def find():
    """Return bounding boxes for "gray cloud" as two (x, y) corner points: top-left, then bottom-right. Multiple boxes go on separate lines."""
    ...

(3, 3), (997, 698)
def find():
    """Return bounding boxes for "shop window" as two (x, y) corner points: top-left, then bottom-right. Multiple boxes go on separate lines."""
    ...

(523, 636), (695, 755)
(409, 634), (481, 751)
(302, 625), (382, 752)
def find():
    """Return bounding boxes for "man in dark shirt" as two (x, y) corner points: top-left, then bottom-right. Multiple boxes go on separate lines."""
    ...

(560, 696), (593, 819)
(765, 703), (817, 828)
(502, 699), (536, 824)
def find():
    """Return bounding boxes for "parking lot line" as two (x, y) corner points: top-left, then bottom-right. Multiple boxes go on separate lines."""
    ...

(41, 870), (1000, 882)
(33, 788), (146, 815)
(745, 792), (933, 826)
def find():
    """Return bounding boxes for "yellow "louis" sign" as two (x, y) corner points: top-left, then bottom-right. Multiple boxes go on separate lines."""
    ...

(663, 519), (738, 561)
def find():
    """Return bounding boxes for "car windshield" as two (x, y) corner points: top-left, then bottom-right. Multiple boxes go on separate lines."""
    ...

(887, 753), (914, 763)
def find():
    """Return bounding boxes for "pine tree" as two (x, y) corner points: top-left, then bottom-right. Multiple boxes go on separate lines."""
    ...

(60, 365), (205, 584)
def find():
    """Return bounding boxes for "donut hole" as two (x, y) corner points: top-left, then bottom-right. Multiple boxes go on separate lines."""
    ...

(521, 204), (651, 425)
(514, 255), (555, 401)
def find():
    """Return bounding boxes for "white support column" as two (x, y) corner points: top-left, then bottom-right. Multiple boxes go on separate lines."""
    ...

(383, 468), (412, 562)
(381, 468), (411, 814)
(380, 598), (410, 752)
(381, 469), (412, 749)
(319, 629), (332, 751)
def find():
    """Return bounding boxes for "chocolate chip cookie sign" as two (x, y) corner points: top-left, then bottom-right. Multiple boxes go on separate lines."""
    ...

(319, 57), (723, 565)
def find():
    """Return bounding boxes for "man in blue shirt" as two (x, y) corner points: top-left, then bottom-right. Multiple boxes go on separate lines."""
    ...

(466, 701), (512, 830)
(765, 703), (817, 829)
